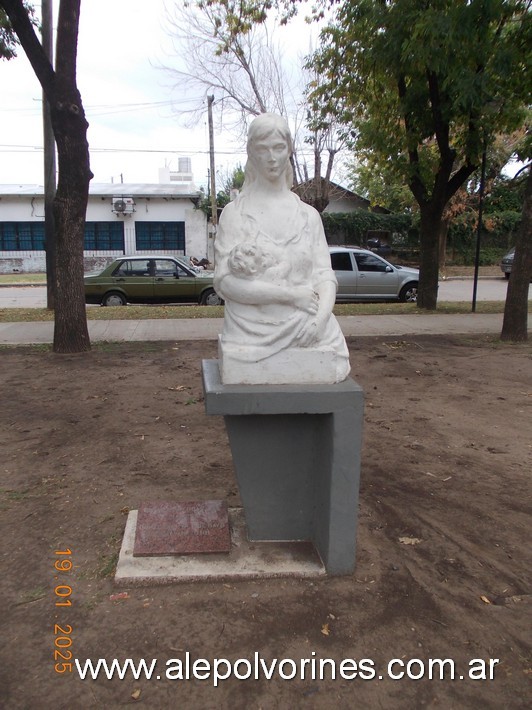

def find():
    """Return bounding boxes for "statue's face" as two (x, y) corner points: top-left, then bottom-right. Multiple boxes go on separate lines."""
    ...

(250, 130), (290, 182)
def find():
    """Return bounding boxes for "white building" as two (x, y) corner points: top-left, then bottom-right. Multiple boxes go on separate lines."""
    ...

(0, 180), (210, 274)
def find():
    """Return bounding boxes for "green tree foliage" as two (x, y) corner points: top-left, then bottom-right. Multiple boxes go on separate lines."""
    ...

(347, 154), (417, 214)
(1, 4), (15, 56)
(447, 169), (526, 261)
(485, 172), (528, 214)
(0, 1), (34, 58)
(220, 163), (245, 194)
(308, 0), (530, 308)
(197, 163), (246, 216)
(0, 6), (18, 57)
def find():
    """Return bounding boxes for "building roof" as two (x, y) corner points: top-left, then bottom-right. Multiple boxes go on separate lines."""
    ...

(0, 183), (202, 198)
(293, 179), (390, 213)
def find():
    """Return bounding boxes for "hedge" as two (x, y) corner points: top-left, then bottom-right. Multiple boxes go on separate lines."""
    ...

(321, 208), (521, 266)
(321, 210), (412, 246)
(447, 210), (521, 263)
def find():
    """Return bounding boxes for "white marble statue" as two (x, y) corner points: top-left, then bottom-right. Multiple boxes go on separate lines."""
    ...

(214, 113), (351, 385)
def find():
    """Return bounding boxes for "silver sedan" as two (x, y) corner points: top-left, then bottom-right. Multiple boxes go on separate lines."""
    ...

(330, 247), (419, 302)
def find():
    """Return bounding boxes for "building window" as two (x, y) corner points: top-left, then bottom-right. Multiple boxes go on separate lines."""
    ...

(135, 222), (185, 251)
(84, 222), (124, 250)
(0, 222), (45, 251)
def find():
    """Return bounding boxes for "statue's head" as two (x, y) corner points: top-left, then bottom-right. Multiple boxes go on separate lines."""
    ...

(244, 113), (294, 190)
(247, 113), (293, 156)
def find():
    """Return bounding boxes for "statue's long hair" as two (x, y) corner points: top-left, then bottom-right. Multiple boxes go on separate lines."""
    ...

(241, 113), (294, 193)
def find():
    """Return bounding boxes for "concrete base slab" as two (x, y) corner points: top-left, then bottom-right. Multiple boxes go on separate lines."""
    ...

(115, 508), (326, 586)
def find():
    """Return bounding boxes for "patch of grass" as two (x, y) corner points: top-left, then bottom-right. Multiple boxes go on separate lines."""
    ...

(98, 552), (119, 579)
(80, 591), (107, 612)
(1, 489), (30, 501)
(16, 587), (47, 605)
(0, 345), (51, 354)
(0, 301), (506, 323)
(0, 273), (47, 284)
(0, 308), (54, 322)
(0, 304), (225, 322)
(335, 301), (506, 316)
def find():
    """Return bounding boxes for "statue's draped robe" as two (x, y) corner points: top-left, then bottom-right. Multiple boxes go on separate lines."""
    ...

(214, 192), (350, 381)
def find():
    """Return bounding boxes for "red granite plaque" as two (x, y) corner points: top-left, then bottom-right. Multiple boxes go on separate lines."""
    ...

(133, 500), (231, 556)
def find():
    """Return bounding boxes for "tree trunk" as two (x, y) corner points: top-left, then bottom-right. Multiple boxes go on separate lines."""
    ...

(1, 0), (92, 353)
(501, 168), (531, 342)
(438, 219), (449, 272)
(50, 0), (91, 352)
(417, 206), (442, 310)
(51, 95), (92, 352)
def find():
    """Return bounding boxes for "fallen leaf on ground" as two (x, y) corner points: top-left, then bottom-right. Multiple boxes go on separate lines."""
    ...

(131, 688), (141, 700)
(321, 623), (330, 636)
(398, 536), (423, 545)
(109, 592), (129, 602)
(480, 595), (492, 604)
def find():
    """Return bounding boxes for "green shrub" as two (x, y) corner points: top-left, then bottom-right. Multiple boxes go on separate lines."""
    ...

(448, 210), (521, 264)
(321, 210), (412, 246)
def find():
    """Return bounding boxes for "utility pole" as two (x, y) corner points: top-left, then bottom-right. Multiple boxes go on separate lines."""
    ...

(207, 95), (217, 229)
(472, 144), (487, 313)
(42, 0), (56, 310)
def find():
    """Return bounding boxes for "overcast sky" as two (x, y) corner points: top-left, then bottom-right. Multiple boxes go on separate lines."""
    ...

(0, 0), (280, 190)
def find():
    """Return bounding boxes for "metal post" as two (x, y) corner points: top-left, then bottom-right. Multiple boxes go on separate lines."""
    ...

(207, 95), (217, 228)
(472, 145), (487, 313)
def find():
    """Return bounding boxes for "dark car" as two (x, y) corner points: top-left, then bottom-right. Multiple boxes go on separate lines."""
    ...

(500, 247), (515, 279)
(366, 237), (392, 258)
(84, 255), (222, 306)
(330, 246), (419, 302)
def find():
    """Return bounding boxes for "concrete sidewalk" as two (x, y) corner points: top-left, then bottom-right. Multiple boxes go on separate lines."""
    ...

(0, 313), (528, 345)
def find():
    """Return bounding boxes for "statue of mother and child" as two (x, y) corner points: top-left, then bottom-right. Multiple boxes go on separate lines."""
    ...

(214, 113), (351, 386)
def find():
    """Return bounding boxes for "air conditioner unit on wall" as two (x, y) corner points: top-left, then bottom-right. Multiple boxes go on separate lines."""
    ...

(112, 196), (135, 214)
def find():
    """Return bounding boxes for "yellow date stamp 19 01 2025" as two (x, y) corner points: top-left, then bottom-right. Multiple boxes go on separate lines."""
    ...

(53, 549), (73, 674)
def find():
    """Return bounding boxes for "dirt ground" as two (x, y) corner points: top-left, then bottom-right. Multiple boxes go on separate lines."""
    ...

(0, 335), (530, 709)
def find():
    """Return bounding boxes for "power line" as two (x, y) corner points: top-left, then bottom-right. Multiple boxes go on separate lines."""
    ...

(0, 97), (206, 117)
(0, 143), (248, 157)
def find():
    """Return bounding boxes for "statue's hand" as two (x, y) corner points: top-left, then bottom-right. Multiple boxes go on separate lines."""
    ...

(292, 286), (319, 315)
(296, 319), (318, 347)
(295, 310), (328, 347)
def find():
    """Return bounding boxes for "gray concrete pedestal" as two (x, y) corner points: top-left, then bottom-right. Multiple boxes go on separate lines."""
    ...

(202, 360), (364, 575)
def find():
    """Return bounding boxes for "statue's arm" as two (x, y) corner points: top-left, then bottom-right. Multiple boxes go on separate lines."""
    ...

(214, 203), (317, 310)
(315, 279), (337, 322)
(313, 216), (338, 328)
(216, 270), (293, 305)
(294, 207), (338, 345)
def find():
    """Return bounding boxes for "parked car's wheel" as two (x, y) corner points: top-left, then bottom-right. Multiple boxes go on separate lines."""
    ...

(399, 282), (418, 303)
(200, 288), (222, 306)
(101, 291), (127, 306)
